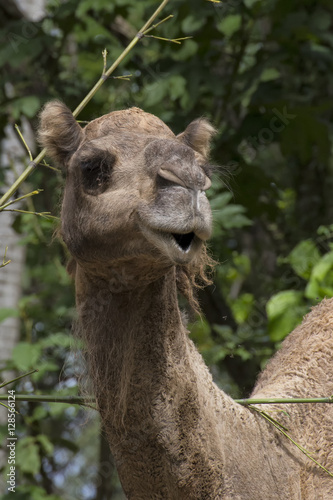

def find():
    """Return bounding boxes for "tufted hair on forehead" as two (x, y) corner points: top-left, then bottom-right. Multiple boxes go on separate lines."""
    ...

(83, 107), (175, 141)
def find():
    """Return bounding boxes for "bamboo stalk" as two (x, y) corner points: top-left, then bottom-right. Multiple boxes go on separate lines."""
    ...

(0, 0), (171, 209)
(0, 394), (331, 405)
(236, 397), (333, 405)
(250, 405), (333, 478)
(0, 369), (38, 389)
(0, 394), (94, 405)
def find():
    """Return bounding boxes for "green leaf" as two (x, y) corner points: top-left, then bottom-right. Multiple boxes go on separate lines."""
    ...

(10, 485), (62, 500)
(234, 347), (252, 361)
(305, 251), (333, 300)
(214, 204), (252, 230)
(142, 81), (167, 107)
(233, 254), (251, 276)
(11, 96), (40, 119)
(16, 437), (40, 475)
(168, 75), (187, 101)
(29, 405), (48, 423)
(286, 240), (321, 280)
(11, 342), (41, 371)
(209, 191), (233, 210)
(48, 402), (72, 417)
(40, 332), (72, 349)
(244, 0), (261, 6)
(260, 68), (280, 82)
(171, 39), (198, 62)
(310, 9), (332, 32)
(266, 290), (306, 342)
(217, 15), (242, 37)
(267, 290), (302, 320)
(76, 0), (115, 17)
(75, 14), (117, 43)
(189, 318), (213, 350)
(181, 15), (205, 34)
(231, 293), (254, 324)
(309, 251), (333, 282)
(36, 434), (54, 455)
(0, 308), (19, 323)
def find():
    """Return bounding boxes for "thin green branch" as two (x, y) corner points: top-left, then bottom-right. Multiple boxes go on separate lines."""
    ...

(41, 159), (61, 172)
(0, 394), (331, 405)
(0, 394), (95, 409)
(102, 48), (108, 77)
(236, 396), (333, 405)
(0, 402), (12, 410)
(1, 246), (11, 268)
(0, 0), (171, 208)
(0, 189), (42, 210)
(141, 15), (173, 35)
(250, 405), (333, 478)
(0, 155), (44, 210)
(1, 209), (58, 220)
(0, 369), (38, 389)
(72, 0), (171, 119)
(15, 124), (33, 161)
(144, 35), (192, 44)
(113, 74), (132, 81)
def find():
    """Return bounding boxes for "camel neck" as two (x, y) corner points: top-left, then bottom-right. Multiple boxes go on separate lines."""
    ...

(75, 264), (183, 346)
(73, 264), (229, 497)
(72, 263), (306, 499)
(74, 265), (190, 420)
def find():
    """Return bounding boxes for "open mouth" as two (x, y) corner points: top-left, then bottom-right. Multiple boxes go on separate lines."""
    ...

(139, 221), (201, 263)
(171, 232), (195, 252)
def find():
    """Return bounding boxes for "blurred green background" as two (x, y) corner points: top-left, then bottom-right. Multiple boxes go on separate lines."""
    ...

(1, 0), (333, 498)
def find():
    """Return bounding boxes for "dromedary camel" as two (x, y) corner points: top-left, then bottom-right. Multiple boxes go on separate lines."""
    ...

(38, 101), (333, 499)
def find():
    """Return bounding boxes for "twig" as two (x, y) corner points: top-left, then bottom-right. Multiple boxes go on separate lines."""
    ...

(141, 15), (173, 35)
(15, 124), (33, 161)
(113, 74), (132, 81)
(250, 405), (333, 478)
(0, 369), (38, 389)
(2, 209), (58, 220)
(72, 0), (171, 118)
(0, 189), (42, 210)
(0, 246), (11, 268)
(144, 35), (192, 44)
(41, 159), (61, 172)
(0, 394), (331, 405)
(0, 372), (95, 410)
(102, 48), (108, 77)
(236, 396), (333, 405)
(0, 0), (171, 208)
(0, 394), (96, 410)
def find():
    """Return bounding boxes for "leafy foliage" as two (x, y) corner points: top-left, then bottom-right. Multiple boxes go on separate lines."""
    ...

(1, 0), (333, 497)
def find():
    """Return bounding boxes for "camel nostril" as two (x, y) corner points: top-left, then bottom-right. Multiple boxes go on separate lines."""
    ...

(158, 168), (187, 188)
(171, 232), (195, 252)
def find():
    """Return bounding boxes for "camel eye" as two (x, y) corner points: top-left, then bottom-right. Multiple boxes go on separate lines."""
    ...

(81, 160), (100, 173)
(80, 151), (116, 194)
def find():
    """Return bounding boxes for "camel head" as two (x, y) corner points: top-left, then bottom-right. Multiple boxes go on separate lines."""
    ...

(38, 101), (216, 282)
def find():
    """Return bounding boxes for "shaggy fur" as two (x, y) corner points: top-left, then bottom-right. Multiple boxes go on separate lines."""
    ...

(39, 101), (333, 499)
(38, 100), (83, 165)
(177, 118), (217, 158)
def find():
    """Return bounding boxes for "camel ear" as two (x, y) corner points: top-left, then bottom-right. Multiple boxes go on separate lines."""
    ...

(177, 118), (216, 158)
(38, 100), (83, 167)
